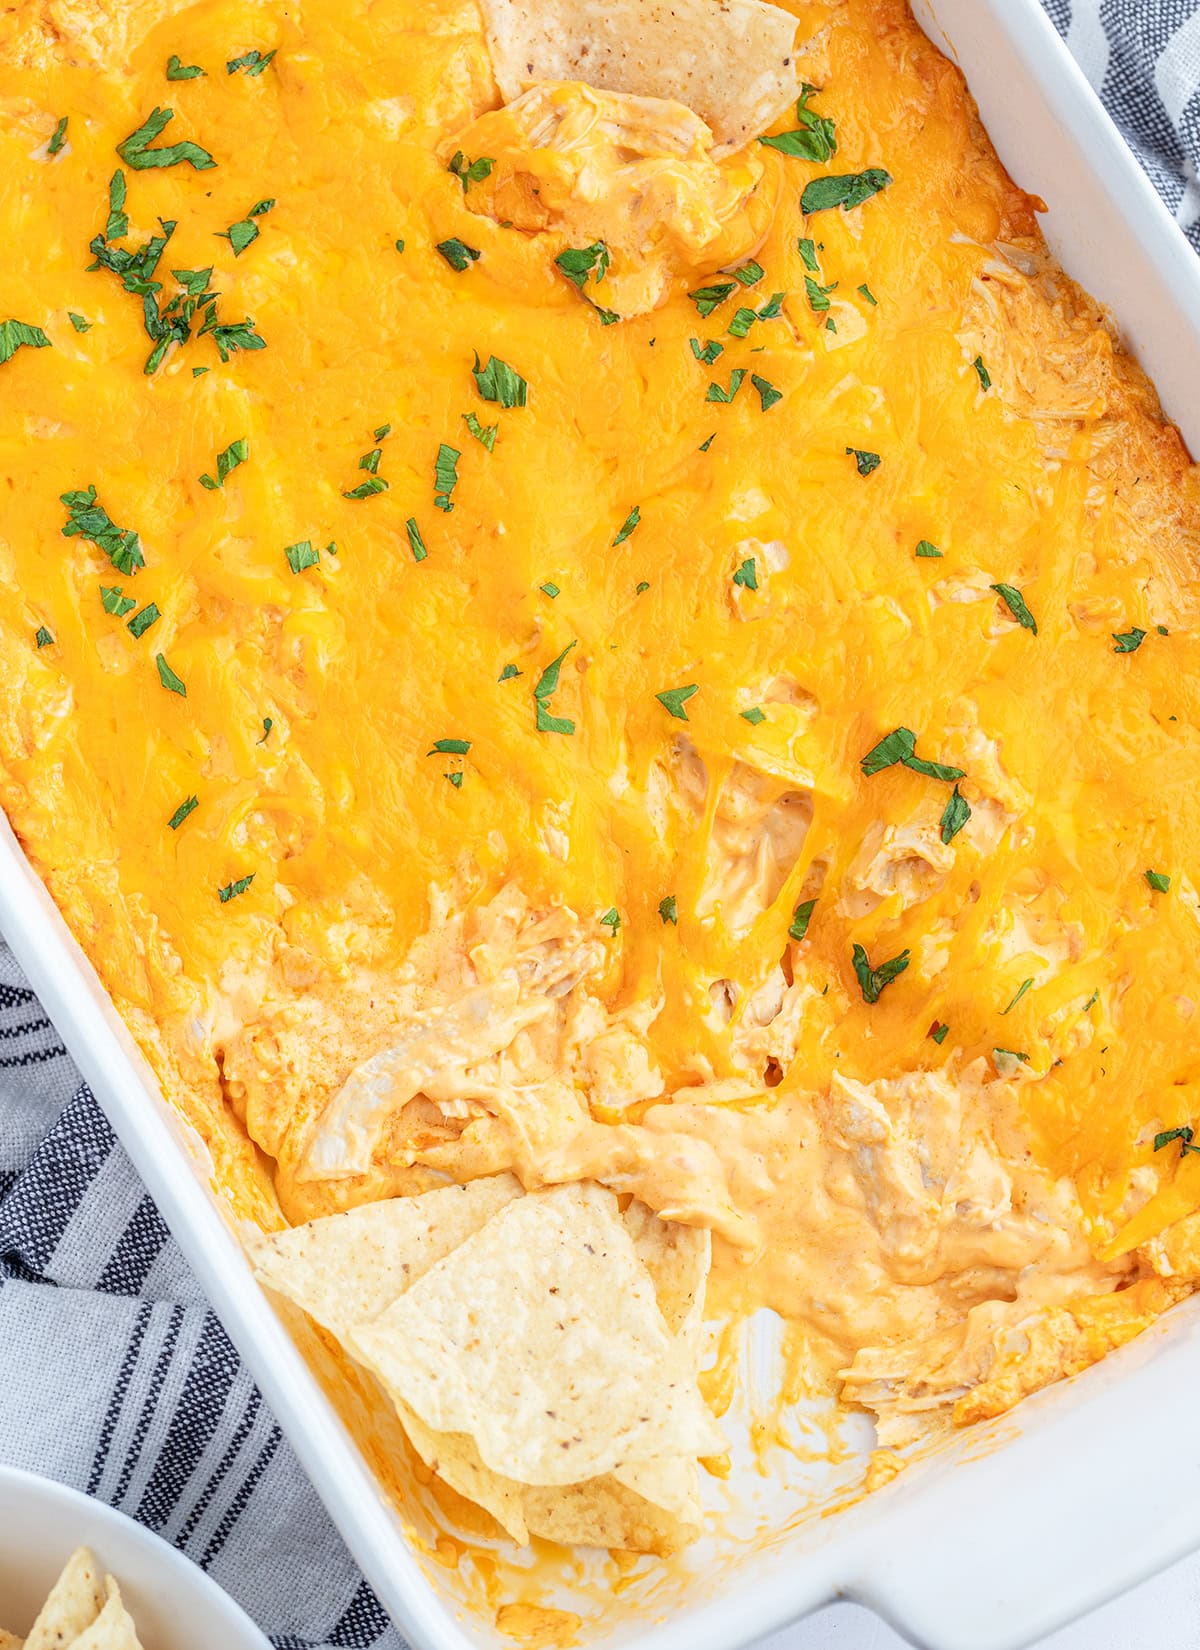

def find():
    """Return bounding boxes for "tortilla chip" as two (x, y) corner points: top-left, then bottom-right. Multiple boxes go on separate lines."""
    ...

(25, 1547), (104, 1650)
(0, 1629), (24, 1649)
(477, 0), (800, 154)
(348, 1180), (725, 1486)
(247, 1173), (521, 1336)
(622, 1200), (710, 1354)
(69, 1578), (144, 1649)
(522, 1470), (697, 1555)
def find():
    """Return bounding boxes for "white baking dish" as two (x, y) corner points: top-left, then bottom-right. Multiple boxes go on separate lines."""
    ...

(3, 2), (1200, 1647)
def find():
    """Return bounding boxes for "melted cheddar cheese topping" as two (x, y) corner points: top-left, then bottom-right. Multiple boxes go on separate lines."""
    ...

(4, 0), (1200, 1470)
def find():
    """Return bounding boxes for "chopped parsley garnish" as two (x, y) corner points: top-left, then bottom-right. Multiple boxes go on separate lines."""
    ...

(445, 771), (463, 788)
(751, 373), (782, 411)
(801, 169), (892, 215)
(728, 306), (758, 339)
(690, 338), (724, 365)
(939, 784), (971, 844)
(659, 895), (678, 925)
(707, 368), (746, 403)
(218, 873), (255, 903)
(217, 217), (260, 256)
(34, 626), (53, 649)
(226, 49), (275, 75)
(343, 476), (387, 499)
(498, 663), (521, 682)
(846, 446), (881, 476)
(199, 437), (248, 490)
(395, 239), (405, 253)
(852, 942), (910, 1004)
(168, 795), (198, 829)
(759, 84), (837, 162)
(472, 353), (527, 407)
(635, 581), (650, 594)
(861, 726), (964, 782)
(656, 684), (698, 720)
(1002, 977), (1033, 1015)
(1154, 1126), (1200, 1158)
(915, 540), (943, 558)
(698, 433), (716, 452)
(1113, 627), (1147, 653)
(804, 276), (837, 312)
(732, 557), (758, 591)
(155, 652), (186, 695)
(463, 411), (497, 450)
(991, 582), (1038, 634)
(859, 283), (878, 305)
(540, 581), (560, 598)
(973, 355), (992, 391)
(374, 422), (391, 440)
(1146, 869), (1171, 893)
(740, 706), (766, 725)
(61, 486), (144, 574)
(100, 585), (136, 617)
(599, 908), (621, 933)
(555, 241), (610, 289)
(127, 602), (160, 639)
(930, 1021), (950, 1044)
(166, 55), (204, 79)
(1083, 989), (1100, 1012)
(613, 505), (641, 546)
(797, 237), (820, 272)
(284, 539), (320, 574)
(405, 518), (428, 562)
(534, 641), (576, 735)
(788, 899), (816, 942)
(117, 107), (215, 171)
(69, 312), (91, 333)
(731, 261), (764, 287)
(448, 150), (494, 191)
(0, 319), (51, 366)
(48, 117), (69, 156)
(198, 314), (266, 363)
(428, 738), (471, 756)
(104, 170), (128, 240)
(258, 717), (273, 743)
(437, 238), (481, 271)
(688, 281), (737, 318)
(434, 444), (460, 512)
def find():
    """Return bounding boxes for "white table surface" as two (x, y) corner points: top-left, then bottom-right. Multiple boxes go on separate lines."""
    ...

(758, 1548), (1200, 1650)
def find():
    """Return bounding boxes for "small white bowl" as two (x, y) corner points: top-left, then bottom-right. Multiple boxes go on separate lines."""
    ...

(0, 1465), (271, 1649)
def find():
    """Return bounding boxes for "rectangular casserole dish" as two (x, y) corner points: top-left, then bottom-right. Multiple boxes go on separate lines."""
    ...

(3, 1), (1200, 1646)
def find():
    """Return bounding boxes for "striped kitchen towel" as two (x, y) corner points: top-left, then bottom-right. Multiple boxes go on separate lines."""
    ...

(1, 6), (1199, 1648)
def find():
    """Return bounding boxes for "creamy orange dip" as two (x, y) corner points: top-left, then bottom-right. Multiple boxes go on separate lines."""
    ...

(3, 0), (1200, 1519)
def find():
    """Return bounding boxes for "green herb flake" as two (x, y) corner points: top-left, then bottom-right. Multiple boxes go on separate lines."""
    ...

(395, 238), (405, 253)
(939, 784), (971, 844)
(0, 319), (51, 366)
(434, 443), (460, 512)
(34, 626), (53, 649)
(257, 717), (273, 743)
(635, 581), (650, 594)
(758, 84), (837, 162)
(61, 485), (144, 574)
(656, 684), (698, 721)
(218, 217), (259, 256)
(732, 557), (758, 591)
(100, 585), (136, 617)
(166, 55), (204, 79)
(852, 942), (910, 1004)
(226, 49), (276, 75)
(1158, 624), (1170, 636)
(540, 581), (560, 599)
(751, 373), (782, 411)
(658, 895), (678, 925)
(858, 283), (878, 305)
(804, 275), (838, 312)
(903, 749), (965, 782)
(218, 873), (255, 903)
(437, 238), (481, 272)
(445, 771), (464, 788)
(973, 355), (992, 391)
(861, 727), (964, 783)
(728, 305), (758, 340)
(199, 436), (247, 490)
(788, 899), (816, 943)
(448, 150), (495, 191)
(168, 794), (199, 829)
(690, 337), (724, 365)
(285, 539), (320, 574)
(1154, 1126), (1200, 1158)
(48, 116), (69, 156)
(472, 353), (527, 407)
(343, 476), (388, 500)
(405, 517), (428, 562)
(613, 505), (641, 546)
(1113, 627), (1147, 653)
(555, 241), (610, 289)
(198, 314), (266, 363)
(127, 602), (160, 639)
(428, 738), (471, 756)
(1146, 869), (1171, 893)
(688, 281), (737, 318)
(155, 652), (187, 695)
(707, 368), (746, 404)
(463, 411), (497, 451)
(117, 106), (215, 171)
(846, 446), (881, 476)
(915, 539), (943, 558)
(698, 433), (716, 452)
(991, 582), (1038, 634)
(801, 169), (892, 215)
(1002, 977), (1033, 1016)
(797, 237), (820, 272)
(599, 907), (621, 934)
(103, 169), (128, 240)
(69, 312), (91, 333)
(1083, 990), (1100, 1012)
(498, 663), (521, 682)
(740, 706), (766, 725)
(930, 1021), (950, 1045)
(534, 641), (577, 735)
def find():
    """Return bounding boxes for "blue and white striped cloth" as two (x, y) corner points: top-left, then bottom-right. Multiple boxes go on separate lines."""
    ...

(1, 6), (1198, 1647)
